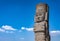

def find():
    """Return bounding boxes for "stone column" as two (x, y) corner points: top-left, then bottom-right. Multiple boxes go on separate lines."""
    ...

(34, 3), (50, 41)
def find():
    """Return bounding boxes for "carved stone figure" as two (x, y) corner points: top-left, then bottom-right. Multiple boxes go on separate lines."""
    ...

(34, 3), (50, 41)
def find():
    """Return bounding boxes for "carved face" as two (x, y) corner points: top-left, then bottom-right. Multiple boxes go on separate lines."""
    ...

(36, 13), (45, 22)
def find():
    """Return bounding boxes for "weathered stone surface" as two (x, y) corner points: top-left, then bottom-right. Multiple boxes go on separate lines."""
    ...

(36, 4), (48, 13)
(34, 3), (50, 41)
(34, 21), (46, 31)
(35, 12), (45, 22)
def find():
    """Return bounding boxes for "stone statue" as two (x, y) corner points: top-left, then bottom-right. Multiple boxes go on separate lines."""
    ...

(34, 3), (50, 41)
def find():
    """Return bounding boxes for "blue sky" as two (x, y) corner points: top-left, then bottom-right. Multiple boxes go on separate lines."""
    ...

(0, 0), (60, 41)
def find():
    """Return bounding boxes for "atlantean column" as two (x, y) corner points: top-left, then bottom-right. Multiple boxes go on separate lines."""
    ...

(34, 3), (50, 41)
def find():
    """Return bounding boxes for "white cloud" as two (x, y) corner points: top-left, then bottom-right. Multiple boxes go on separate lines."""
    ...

(50, 30), (60, 36)
(0, 25), (17, 33)
(21, 27), (25, 30)
(0, 28), (5, 32)
(25, 28), (33, 31)
(2, 25), (17, 31)
(21, 27), (33, 31)
(50, 30), (60, 34)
